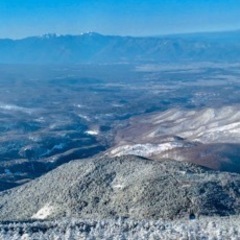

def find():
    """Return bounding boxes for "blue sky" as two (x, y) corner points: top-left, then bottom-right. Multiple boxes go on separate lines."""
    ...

(0, 0), (240, 38)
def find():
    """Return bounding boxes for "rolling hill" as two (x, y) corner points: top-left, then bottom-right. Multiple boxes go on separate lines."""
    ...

(0, 155), (239, 221)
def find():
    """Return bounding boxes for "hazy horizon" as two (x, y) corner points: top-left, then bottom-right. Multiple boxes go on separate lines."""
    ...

(1, 28), (240, 40)
(1, 0), (240, 39)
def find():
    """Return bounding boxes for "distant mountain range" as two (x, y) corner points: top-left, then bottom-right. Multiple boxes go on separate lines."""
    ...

(1, 31), (240, 64)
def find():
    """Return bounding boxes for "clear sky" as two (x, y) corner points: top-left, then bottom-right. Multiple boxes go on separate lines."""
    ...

(0, 0), (240, 39)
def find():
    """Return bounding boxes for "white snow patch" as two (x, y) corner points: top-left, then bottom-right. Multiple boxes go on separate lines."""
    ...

(75, 104), (84, 108)
(35, 116), (45, 123)
(0, 102), (34, 114)
(78, 114), (91, 121)
(85, 130), (99, 136)
(112, 184), (125, 190)
(110, 142), (184, 158)
(112, 103), (124, 108)
(31, 204), (54, 220)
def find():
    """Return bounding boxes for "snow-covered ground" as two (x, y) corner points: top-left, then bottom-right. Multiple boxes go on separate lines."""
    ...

(85, 129), (99, 136)
(110, 105), (240, 158)
(1, 216), (240, 240)
(31, 204), (55, 220)
(0, 102), (34, 114)
(110, 142), (185, 157)
(147, 106), (240, 143)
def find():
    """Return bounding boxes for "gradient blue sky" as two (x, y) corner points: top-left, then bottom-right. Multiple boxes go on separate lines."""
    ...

(0, 0), (240, 38)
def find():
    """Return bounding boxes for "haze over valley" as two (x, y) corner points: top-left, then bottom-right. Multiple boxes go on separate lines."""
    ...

(0, 31), (240, 239)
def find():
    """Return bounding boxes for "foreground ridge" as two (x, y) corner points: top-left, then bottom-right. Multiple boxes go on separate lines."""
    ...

(0, 155), (239, 221)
